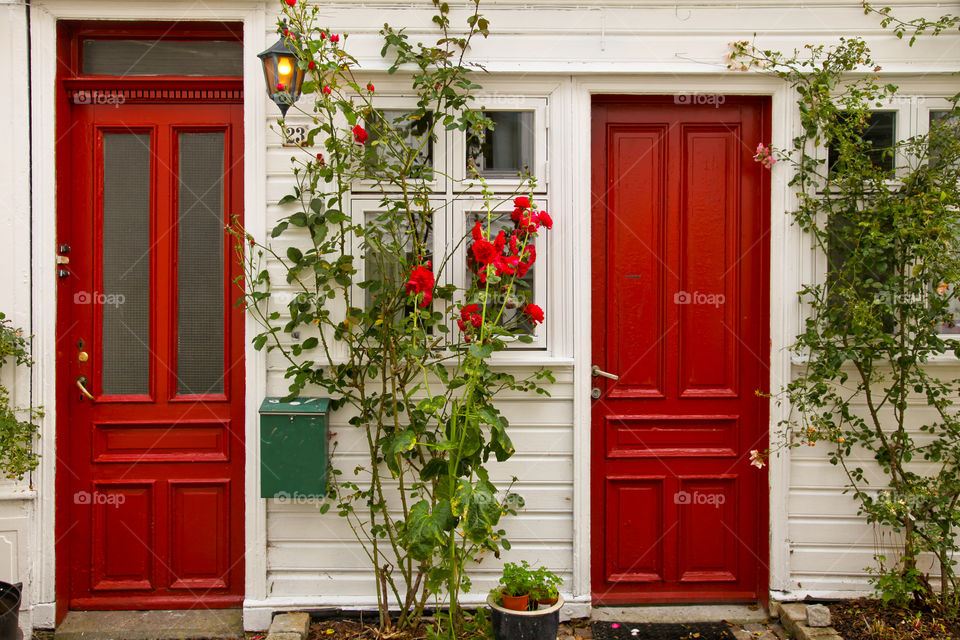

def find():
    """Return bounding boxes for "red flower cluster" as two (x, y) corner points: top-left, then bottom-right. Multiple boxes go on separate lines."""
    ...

(524, 303), (544, 325)
(457, 303), (484, 338)
(405, 263), (434, 308)
(353, 124), (368, 144)
(469, 196), (550, 285)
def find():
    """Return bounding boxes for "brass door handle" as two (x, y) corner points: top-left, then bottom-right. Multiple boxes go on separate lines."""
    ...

(591, 365), (619, 381)
(75, 376), (95, 400)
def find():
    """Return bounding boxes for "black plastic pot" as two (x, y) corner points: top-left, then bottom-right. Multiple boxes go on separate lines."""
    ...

(487, 593), (563, 640)
(0, 581), (21, 640)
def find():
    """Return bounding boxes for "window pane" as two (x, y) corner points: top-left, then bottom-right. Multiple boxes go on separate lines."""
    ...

(828, 110), (897, 174)
(929, 109), (960, 169)
(177, 132), (225, 395)
(467, 211), (536, 334)
(363, 209), (433, 313)
(363, 110), (434, 179)
(467, 111), (535, 178)
(82, 39), (242, 76)
(101, 133), (151, 396)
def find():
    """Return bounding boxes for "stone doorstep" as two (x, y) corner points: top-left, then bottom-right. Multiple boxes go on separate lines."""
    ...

(53, 609), (244, 640)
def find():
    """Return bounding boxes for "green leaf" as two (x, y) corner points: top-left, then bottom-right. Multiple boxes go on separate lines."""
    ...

(287, 247), (303, 262)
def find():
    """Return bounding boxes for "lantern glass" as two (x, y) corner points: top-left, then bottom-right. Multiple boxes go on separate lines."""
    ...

(258, 37), (305, 117)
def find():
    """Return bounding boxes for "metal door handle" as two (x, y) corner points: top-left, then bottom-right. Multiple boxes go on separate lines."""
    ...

(75, 376), (95, 400)
(591, 365), (619, 380)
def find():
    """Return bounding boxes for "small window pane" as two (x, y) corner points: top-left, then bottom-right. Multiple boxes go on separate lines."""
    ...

(467, 111), (535, 178)
(828, 110), (897, 174)
(363, 110), (434, 179)
(363, 210), (433, 314)
(101, 133), (151, 396)
(177, 132), (225, 396)
(82, 40), (242, 76)
(929, 109), (960, 169)
(466, 211), (536, 334)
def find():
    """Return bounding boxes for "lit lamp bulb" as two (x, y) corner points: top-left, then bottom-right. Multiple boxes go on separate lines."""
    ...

(277, 58), (294, 87)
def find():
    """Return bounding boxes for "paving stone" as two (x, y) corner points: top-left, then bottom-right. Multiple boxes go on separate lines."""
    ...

(267, 612), (311, 640)
(778, 603), (807, 634)
(805, 604), (831, 628)
(793, 623), (841, 640)
(731, 631), (753, 640)
(744, 623), (767, 632)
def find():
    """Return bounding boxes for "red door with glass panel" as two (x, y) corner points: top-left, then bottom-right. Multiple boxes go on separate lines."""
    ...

(56, 94), (245, 608)
(590, 96), (769, 603)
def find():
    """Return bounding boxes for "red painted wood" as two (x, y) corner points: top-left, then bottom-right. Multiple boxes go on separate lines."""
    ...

(55, 98), (245, 610)
(591, 96), (770, 604)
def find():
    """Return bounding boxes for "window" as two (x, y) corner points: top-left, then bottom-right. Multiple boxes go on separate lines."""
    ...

(82, 39), (242, 76)
(363, 109), (434, 180)
(828, 110), (897, 174)
(466, 210), (537, 335)
(929, 109), (960, 170)
(467, 111), (535, 179)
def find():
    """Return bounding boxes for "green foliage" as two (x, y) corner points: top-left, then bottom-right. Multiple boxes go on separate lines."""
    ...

(233, 1), (553, 635)
(731, 33), (960, 608)
(0, 312), (40, 479)
(497, 560), (538, 597)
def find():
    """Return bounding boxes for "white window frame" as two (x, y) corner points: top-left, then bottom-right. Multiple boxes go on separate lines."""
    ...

(451, 95), (548, 193)
(352, 96), (449, 194)
(449, 199), (548, 351)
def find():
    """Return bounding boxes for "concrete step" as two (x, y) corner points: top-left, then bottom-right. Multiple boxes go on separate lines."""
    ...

(591, 604), (769, 624)
(54, 609), (243, 640)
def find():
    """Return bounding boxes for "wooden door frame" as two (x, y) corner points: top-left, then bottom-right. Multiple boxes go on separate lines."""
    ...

(587, 94), (771, 606)
(53, 20), (247, 622)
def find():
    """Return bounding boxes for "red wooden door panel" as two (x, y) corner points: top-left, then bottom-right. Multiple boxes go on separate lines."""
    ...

(57, 102), (245, 610)
(591, 96), (770, 604)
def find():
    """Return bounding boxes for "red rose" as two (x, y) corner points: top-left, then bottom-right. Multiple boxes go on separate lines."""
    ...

(366, 82), (375, 92)
(276, 83), (285, 91)
(353, 124), (368, 144)
(471, 238), (497, 265)
(516, 260), (530, 279)
(518, 212), (540, 234)
(514, 196), (531, 209)
(316, 153), (325, 165)
(457, 318), (467, 332)
(322, 86), (331, 95)
(470, 314), (483, 328)
(460, 303), (480, 320)
(524, 303), (545, 325)
(523, 244), (536, 264)
(471, 221), (484, 242)
(536, 210), (553, 230)
(509, 233), (519, 255)
(285, 0), (296, 6)
(330, 34), (340, 43)
(320, 31), (327, 40)
(308, 60), (316, 70)
(493, 254), (519, 276)
(405, 265), (434, 308)
(494, 230), (506, 253)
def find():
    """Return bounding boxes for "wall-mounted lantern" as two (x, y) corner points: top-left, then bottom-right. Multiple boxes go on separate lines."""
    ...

(257, 36), (305, 117)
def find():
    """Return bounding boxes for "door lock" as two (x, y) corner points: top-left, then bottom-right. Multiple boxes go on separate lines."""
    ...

(591, 387), (602, 399)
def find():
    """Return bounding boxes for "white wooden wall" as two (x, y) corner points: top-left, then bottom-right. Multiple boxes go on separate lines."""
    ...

(0, 0), (956, 631)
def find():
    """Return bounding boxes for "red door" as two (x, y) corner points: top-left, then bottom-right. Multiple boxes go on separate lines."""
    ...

(590, 96), (770, 604)
(56, 99), (245, 610)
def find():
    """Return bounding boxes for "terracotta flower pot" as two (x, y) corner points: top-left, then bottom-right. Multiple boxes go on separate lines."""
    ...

(501, 592), (530, 612)
(538, 596), (558, 607)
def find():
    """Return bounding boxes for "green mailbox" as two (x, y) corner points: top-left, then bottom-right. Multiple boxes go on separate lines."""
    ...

(259, 397), (330, 499)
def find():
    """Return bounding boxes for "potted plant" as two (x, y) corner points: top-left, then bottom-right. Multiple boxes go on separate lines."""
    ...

(495, 561), (537, 611)
(488, 561), (563, 640)
(531, 566), (562, 607)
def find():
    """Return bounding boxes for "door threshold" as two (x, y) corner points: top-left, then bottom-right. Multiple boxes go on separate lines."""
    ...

(54, 609), (243, 640)
(591, 604), (768, 624)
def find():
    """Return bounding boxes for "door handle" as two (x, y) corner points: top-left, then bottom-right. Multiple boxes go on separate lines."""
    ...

(75, 376), (95, 400)
(591, 365), (619, 381)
